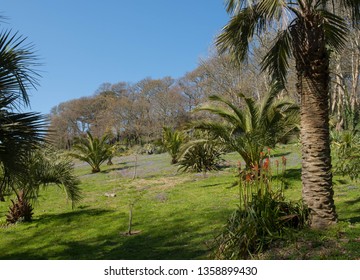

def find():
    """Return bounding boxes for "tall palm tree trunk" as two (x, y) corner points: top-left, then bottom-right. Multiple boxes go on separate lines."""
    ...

(292, 16), (337, 228)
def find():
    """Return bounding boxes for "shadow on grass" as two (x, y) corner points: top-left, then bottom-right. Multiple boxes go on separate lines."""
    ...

(0, 208), (218, 260)
(272, 152), (291, 158)
(348, 216), (360, 223)
(284, 168), (301, 181)
(34, 208), (114, 224)
(101, 164), (134, 174)
(344, 197), (360, 206)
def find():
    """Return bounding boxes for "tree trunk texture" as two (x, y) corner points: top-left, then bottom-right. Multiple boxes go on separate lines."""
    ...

(292, 15), (337, 229)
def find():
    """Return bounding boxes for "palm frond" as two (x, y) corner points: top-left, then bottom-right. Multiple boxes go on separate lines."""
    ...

(0, 103), (47, 186)
(217, 3), (266, 63)
(320, 9), (348, 51)
(0, 30), (40, 108)
(69, 132), (112, 172)
(192, 88), (299, 168)
(13, 147), (82, 208)
(261, 27), (293, 86)
(258, 0), (288, 20)
(207, 94), (247, 127)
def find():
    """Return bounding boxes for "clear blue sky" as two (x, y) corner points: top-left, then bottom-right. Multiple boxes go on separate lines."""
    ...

(2, 0), (229, 115)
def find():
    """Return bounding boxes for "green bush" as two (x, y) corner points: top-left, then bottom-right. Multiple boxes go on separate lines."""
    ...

(332, 130), (360, 181)
(214, 191), (308, 259)
(177, 139), (225, 173)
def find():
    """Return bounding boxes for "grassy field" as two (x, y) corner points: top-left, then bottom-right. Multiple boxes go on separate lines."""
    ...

(1, 144), (360, 259)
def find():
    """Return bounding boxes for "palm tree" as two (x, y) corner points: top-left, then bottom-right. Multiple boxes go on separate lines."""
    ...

(192, 85), (299, 169)
(6, 147), (82, 223)
(216, 0), (360, 228)
(0, 27), (47, 201)
(69, 132), (112, 173)
(161, 126), (185, 164)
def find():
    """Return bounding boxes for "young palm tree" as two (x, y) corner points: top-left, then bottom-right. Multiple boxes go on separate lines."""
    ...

(6, 147), (82, 223)
(193, 85), (299, 168)
(216, 0), (360, 228)
(162, 126), (185, 164)
(69, 132), (112, 173)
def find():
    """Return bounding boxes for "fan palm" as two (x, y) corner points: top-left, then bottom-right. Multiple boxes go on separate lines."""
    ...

(216, 0), (360, 228)
(193, 85), (299, 169)
(69, 132), (112, 173)
(5, 147), (82, 223)
(0, 28), (47, 201)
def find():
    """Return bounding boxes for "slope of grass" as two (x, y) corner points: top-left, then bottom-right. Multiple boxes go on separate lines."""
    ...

(0, 144), (360, 259)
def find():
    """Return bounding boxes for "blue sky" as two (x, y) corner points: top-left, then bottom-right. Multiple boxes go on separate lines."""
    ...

(2, 1), (229, 115)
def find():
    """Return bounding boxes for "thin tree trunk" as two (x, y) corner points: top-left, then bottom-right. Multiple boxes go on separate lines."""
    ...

(128, 203), (134, 235)
(332, 56), (345, 131)
(350, 35), (359, 112)
(132, 153), (138, 180)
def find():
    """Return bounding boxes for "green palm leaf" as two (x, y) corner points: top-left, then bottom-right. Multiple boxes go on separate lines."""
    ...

(69, 132), (112, 173)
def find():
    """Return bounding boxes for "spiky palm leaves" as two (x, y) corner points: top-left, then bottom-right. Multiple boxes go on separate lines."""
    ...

(217, 1), (355, 86)
(4, 147), (81, 223)
(0, 25), (80, 223)
(0, 30), (40, 107)
(161, 127), (185, 164)
(193, 87), (299, 169)
(177, 138), (225, 173)
(69, 132), (112, 173)
(0, 27), (47, 201)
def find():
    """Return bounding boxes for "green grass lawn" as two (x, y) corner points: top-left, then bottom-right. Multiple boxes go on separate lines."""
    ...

(1, 144), (360, 259)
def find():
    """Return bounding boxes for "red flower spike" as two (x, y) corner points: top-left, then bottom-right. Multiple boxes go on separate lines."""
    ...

(263, 158), (270, 170)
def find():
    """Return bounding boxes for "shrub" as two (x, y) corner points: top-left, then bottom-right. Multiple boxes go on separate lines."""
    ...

(177, 139), (225, 173)
(332, 130), (360, 181)
(214, 191), (308, 259)
(214, 153), (308, 259)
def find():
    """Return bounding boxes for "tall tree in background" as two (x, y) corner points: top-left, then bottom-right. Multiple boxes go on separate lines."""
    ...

(217, 0), (360, 228)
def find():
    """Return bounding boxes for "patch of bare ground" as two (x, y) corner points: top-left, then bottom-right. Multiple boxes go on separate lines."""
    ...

(256, 238), (348, 260)
(129, 176), (191, 191)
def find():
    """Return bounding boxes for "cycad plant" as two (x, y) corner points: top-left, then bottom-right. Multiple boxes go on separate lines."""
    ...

(193, 85), (299, 169)
(69, 132), (112, 173)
